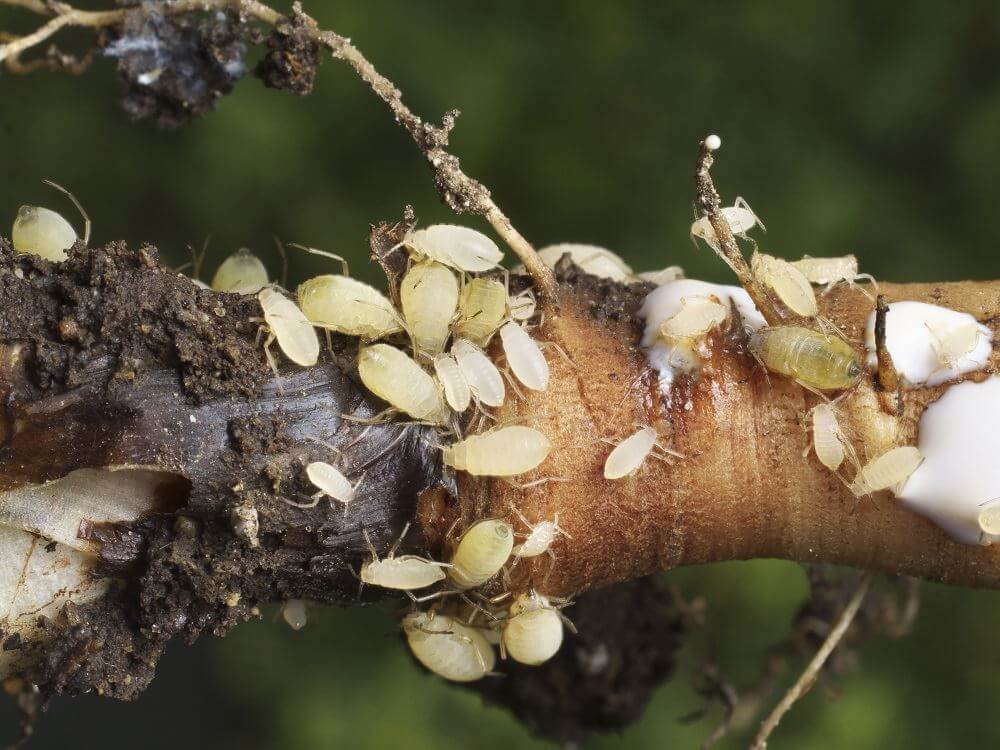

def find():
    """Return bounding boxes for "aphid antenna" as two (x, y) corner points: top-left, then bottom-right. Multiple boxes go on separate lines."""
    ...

(42, 178), (91, 245)
(281, 493), (322, 510)
(388, 521), (411, 558)
(500, 476), (570, 491)
(286, 242), (350, 276)
(260, 331), (285, 393)
(536, 340), (576, 370)
(733, 195), (766, 233)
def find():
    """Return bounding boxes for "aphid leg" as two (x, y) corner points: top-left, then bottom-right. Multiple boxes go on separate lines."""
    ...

(361, 526), (381, 562)
(261, 330), (285, 394)
(458, 591), (502, 623)
(651, 440), (685, 459)
(324, 328), (335, 359)
(500, 367), (526, 401)
(43, 179), (91, 245)
(288, 243), (350, 276)
(281, 493), (322, 509)
(537, 341), (577, 369)
(339, 407), (399, 424)
(734, 195), (765, 233)
(406, 589), (457, 605)
(500, 476), (570, 490)
(855, 273), (879, 295)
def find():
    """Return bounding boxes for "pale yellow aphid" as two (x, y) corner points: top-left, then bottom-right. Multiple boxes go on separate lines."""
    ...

(657, 296), (728, 343)
(357, 344), (448, 423)
(405, 224), (503, 273)
(502, 592), (564, 666)
(604, 426), (658, 479)
(452, 338), (505, 407)
(448, 519), (514, 589)
(637, 266), (685, 285)
(442, 426), (552, 477)
(978, 503), (1000, 537)
(305, 461), (359, 508)
(751, 251), (818, 317)
(401, 260), (460, 354)
(849, 446), (923, 497)
(512, 511), (569, 558)
(790, 255), (877, 294)
(690, 198), (762, 250)
(811, 403), (847, 471)
(509, 289), (537, 322)
(927, 322), (982, 370)
(360, 523), (448, 590)
(454, 277), (507, 345)
(403, 611), (496, 682)
(282, 599), (307, 630)
(499, 322), (549, 391)
(258, 288), (320, 368)
(12, 206), (77, 261)
(536, 243), (633, 281)
(749, 326), (862, 391)
(297, 275), (403, 341)
(211, 248), (269, 294)
(432, 354), (471, 413)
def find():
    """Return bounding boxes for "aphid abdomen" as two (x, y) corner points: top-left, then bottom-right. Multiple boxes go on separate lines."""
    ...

(452, 339), (505, 407)
(751, 252), (817, 317)
(455, 278), (507, 344)
(305, 461), (354, 503)
(811, 404), (845, 471)
(406, 225), (503, 272)
(499, 322), (549, 391)
(362, 557), (446, 589)
(750, 326), (861, 391)
(445, 427), (552, 476)
(433, 354), (471, 412)
(357, 344), (447, 423)
(791, 255), (859, 285)
(448, 519), (514, 589)
(297, 275), (402, 340)
(401, 260), (459, 354)
(604, 426), (658, 479)
(258, 288), (320, 367)
(212, 248), (269, 294)
(502, 594), (564, 666)
(12, 205), (77, 261)
(404, 613), (496, 682)
(851, 446), (923, 496)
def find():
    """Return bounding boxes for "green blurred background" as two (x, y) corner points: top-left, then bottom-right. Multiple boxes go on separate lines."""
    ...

(3, 1), (1000, 747)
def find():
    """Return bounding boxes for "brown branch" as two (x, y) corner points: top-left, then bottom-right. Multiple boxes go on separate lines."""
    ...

(693, 136), (782, 326)
(750, 574), (872, 750)
(0, 0), (558, 297)
(874, 293), (901, 414)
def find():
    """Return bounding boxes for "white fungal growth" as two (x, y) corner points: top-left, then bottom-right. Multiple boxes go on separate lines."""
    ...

(448, 519), (515, 589)
(502, 592), (564, 666)
(690, 199), (761, 251)
(896, 377), (1000, 545)
(442, 426), (552, 476)
(282, 599), (307, 630)
(432, 354), (471, 412)
(750, 251), (818, 317)
(499, 322), (549, 391)
(357, 344), (448, 423)
(400, 260), (460, 354)
(657, 296), (728, 343)
(258, 288), (320, 367)
(849, 446), (923, 497)
(12, 205), (77, 261)
(452, 338), (505, 407)
(454, 278), (507, 345)
(637, 266), (685, 286)
(360, 526), (448, 590)
(604, 427), (658, 480)
(811, 403), (847, 472)
(863, 301), (992, 387)
(297, 275), (403, 341)
(305, 461), (357, 508)
(403, 611), (496, 682)
(536, 244), (633, 282)
(211, 248), (269, 294)
(405, 225), (503, 273)
(704, 134), (722, 151)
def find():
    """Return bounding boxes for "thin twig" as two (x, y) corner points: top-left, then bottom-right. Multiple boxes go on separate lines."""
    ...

(749, 573), (872, 750)
(693, 136), (781, 326)
(0, 0), (558, 297)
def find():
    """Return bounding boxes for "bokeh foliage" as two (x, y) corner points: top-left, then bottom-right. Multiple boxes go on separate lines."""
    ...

(2, 0), (1000, 747)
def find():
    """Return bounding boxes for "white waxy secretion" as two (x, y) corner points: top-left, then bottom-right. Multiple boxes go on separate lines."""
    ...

(12, 205), (77, 261)
(863, 301), (992, 387)
(690, 200), (761, 251)
(751, 251), (818, 317)
(604, 427), (658, 480)
(452, 338), (505, 407)
(403, 612), (496, 682)
(211, 248), (269, 294)
(448, 519), (514, 589)
(258, 288), (320, 367)
(499, 322), (549, 391)
(400, 260), (460, 354)
(282, 599), (307, 630)
(297, 275), (402, 341)
(850, 446), (922, 497)
(357, 344), (448, 423)
(442, 426), (552, 476)
(306, 461), (357, 507)
(896, 377), (1000, 545)
(432, 353), (471, 412)
(536, 244), (633, 281)
(502, 592), (564, 666)
(405, 225), (503, 272)
(811, 403), (847, 472)
(637, 266), (685, 286)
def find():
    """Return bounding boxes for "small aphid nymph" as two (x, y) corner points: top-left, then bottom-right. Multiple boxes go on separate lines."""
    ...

(357, 344), (448, 423)
(448, 519), (515, 589)
(513, 512), (569, 558)
(306, 461), (359, 509)
(432, 353), (472, 412)
(657, 296), (728, 343)
(850, 446), (923, 497)
(211, 248), (269, 294)
(536, 244), (633, 282)
(499, 322), (549, 391)
(442, 426), (552, 477)
(403, 611), (496, 682)
(298, 275), (403, 340)
(637, 266), (685, 286)
(811, 403), (847, 471)
(509, 290), (537, 322)
(12, 205), (77, 262)
(282, 599), (308, 630)
(690, 198), (762, 251)
(502, 592), (564, 666)
(405, 225), (503, 272)
(452, 338), (506, 407)
(604, 426), (658, 479)
(360, 524), (448, 591)
(258, 288), (320, 368)
(400, 260), (460, 354)
(790, 255), (876, 295)
(927, 322), (982, 370)
(749, 326), (861, 391)
(751, 251), (818, 317)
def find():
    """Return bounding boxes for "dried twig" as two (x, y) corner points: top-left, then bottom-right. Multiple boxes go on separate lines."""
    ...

(0, 0), (558, 296)
(749, 573), (872, 750)
(874, 294), (901, 414)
